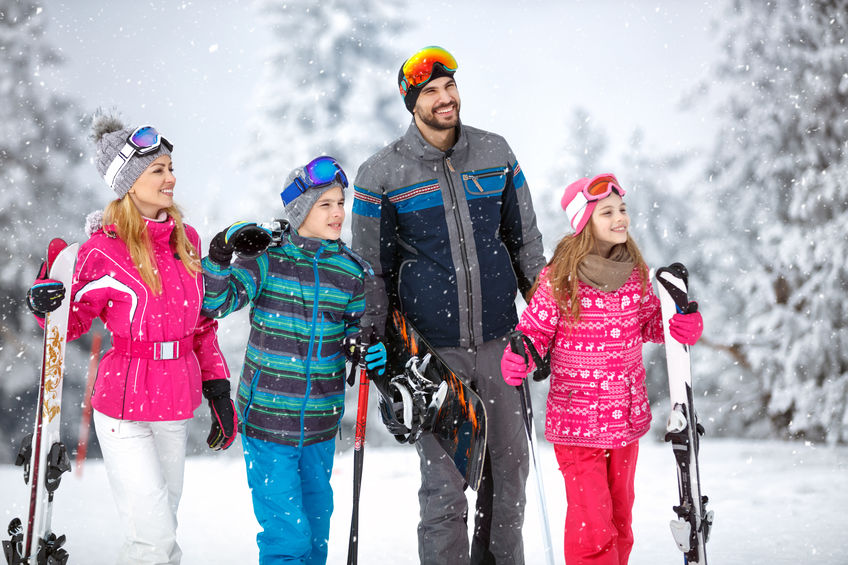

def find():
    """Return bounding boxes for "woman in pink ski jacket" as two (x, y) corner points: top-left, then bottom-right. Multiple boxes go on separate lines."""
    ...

(500, 174), (704, 565)
(26, 112), (235, 565)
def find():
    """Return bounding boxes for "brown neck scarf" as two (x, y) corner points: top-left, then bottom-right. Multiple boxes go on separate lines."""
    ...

(577, 246), (635, 292)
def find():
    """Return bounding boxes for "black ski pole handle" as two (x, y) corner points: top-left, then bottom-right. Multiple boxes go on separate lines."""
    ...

(509, 330), (550, 382)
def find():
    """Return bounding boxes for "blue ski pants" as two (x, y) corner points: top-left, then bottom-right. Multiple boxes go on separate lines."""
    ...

(242, 436), (335, 565)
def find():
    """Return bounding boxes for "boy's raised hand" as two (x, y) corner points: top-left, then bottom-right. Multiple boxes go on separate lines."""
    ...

(208, 221), (273, 265)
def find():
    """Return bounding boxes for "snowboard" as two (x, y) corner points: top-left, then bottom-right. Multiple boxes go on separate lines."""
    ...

(655, 263), (713, 565)
(384, 308), (487, 491)
(4, 239), (78, 565)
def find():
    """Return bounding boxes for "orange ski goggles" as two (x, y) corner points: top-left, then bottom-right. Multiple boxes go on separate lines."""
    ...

(399, 46), (458, 96)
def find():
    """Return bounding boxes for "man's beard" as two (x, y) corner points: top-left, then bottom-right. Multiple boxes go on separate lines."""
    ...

(418, 103), (460, 131)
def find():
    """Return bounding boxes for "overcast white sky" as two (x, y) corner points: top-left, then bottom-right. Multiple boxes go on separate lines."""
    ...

(43, 0), (722, 235)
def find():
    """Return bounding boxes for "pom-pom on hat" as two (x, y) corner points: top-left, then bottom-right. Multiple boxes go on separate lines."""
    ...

(91, 110), (172, 198)
(561, 173), (625, 235)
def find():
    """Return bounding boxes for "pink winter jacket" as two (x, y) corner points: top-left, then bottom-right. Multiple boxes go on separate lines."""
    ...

(516, 265), (664, 449)
(47, 215), (229, 421)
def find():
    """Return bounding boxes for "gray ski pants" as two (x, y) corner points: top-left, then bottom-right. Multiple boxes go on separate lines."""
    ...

(415, 335), (528, 565)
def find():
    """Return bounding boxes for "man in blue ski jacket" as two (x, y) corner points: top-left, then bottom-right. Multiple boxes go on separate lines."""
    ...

(351, 46), (546, 565)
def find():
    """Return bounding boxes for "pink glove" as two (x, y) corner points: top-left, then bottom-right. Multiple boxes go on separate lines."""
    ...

(501, 346), (529, 386)
(669, 305), (703, 346)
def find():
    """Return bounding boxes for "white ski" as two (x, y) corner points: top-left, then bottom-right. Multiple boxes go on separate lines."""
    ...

(4, 239), (78, 565)
(656, 263), (714, 565)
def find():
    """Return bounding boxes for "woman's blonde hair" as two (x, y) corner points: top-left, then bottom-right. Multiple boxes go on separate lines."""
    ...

(529, 223), (649, 326)
(103, 197), (201, 294)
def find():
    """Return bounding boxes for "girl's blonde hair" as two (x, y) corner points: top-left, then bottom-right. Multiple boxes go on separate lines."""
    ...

(530, 224), (649, 326)
(103, 197), (201, 294)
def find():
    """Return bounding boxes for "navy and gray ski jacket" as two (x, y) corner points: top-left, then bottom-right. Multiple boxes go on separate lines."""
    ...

(352, 121), (545, 348)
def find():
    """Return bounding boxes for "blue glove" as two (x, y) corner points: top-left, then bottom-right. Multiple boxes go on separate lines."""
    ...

(364, 341), (387, 376)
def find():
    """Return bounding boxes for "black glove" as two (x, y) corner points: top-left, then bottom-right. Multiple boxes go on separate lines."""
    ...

(207, 230), (235, 266)
(202, 379), (237, 451)
(26, 261), (66, 318)
(208, 222), (273, 265)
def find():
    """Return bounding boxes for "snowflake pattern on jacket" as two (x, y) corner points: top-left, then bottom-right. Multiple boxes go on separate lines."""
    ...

(516, 264), (664, 449)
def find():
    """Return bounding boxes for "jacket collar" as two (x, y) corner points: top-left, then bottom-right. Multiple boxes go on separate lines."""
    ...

(99, 214), (175, 244)
(401, 119), (469, 162)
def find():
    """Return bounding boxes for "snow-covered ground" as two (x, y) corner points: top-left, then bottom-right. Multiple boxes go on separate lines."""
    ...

(1, 438), (845, 564)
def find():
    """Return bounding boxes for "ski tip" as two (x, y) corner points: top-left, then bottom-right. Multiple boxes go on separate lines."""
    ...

(46, 238), (70, 268)
(656, 262), (688, 281)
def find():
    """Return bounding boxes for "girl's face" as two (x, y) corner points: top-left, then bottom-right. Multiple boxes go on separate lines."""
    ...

(128, 155), (175, 218)
(297, 185), (345, 240)
(589, 192), (629, 257)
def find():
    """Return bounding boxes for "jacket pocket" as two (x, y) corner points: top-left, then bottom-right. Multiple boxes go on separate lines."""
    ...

(316, 311), (344, 362)
(462, 166), (509, 196)
(241, 368), (262, 424)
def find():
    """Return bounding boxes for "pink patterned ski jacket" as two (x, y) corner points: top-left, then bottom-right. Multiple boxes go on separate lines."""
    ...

(47, 215), (229, 421)
(516, 264), (664, 449)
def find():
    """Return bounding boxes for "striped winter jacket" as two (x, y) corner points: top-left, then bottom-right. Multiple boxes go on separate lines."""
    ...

(201, 224), (369, 447)
(351, 120), (545, 348)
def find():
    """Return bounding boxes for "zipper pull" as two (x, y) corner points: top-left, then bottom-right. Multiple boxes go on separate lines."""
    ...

(445, 156), (456, 173)
(471, 176), (483, 192)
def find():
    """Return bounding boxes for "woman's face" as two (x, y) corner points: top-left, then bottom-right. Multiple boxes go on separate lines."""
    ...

(128, 155), (175, 218)
(590, 192), (629, 257)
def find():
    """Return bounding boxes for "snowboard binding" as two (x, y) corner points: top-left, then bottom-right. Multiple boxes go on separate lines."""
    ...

(376, 354), (448, 444)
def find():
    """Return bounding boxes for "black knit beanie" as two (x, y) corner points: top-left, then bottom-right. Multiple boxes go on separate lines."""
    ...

(398, 63), (457, 113)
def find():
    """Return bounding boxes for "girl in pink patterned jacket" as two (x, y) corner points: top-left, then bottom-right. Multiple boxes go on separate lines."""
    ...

(500, 173), (703, 565)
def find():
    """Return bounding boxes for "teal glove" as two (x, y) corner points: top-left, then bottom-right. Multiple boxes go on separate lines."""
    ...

(364, 341), (387, 376)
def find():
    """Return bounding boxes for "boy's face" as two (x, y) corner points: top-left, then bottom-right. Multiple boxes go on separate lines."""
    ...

(297, 185), (345, 240)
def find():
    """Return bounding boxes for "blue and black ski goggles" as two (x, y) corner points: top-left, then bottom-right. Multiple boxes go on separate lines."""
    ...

(280, 156), (348, 206)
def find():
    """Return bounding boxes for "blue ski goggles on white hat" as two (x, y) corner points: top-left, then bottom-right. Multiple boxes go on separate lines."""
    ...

(280, 156), (348, 206)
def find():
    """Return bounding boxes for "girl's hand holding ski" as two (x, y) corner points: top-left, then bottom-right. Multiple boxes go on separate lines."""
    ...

(668, 302), (703, 345)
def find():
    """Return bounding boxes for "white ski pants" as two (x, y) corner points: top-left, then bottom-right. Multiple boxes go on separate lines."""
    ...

(93, 410), (188, 565)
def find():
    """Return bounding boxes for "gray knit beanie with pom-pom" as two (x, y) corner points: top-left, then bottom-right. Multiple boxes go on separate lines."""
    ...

(91, 111), (172, 198)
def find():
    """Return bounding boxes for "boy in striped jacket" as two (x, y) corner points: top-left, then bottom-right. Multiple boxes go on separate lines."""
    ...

(201, 156), (386, 565)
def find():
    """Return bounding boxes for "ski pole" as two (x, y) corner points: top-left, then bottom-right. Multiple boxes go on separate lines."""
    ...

(346, 335), (370, 565)
(508, 331), (555, 565)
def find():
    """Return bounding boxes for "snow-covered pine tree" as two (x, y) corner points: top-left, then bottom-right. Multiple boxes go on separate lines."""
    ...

(0, 1), (97, 461)
(694, 0), (848, 443)
(238, 0), (408, 222)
